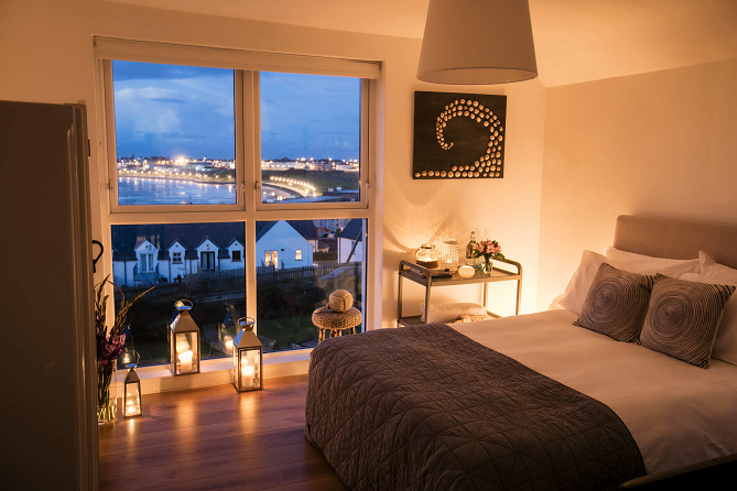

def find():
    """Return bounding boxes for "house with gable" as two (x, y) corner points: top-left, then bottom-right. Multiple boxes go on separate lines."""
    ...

(255, 221), (314, 270)
(111, 223), (246, 286)
(337, 219), (364, 264)
(112, 221), (312, 286)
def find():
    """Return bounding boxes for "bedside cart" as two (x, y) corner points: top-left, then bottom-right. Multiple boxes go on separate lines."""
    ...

(397, 258), (522, 327)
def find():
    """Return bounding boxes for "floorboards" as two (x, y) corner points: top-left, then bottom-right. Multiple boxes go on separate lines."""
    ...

(98, 375), (347, 491)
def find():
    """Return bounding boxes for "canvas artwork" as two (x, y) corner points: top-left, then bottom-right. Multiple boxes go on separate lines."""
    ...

(413, 91), (507, 180)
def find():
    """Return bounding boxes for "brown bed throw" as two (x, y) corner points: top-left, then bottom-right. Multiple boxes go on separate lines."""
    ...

(305, 324), (646, 491)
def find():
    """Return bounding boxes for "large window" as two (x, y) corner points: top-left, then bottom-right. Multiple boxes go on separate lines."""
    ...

(101, 51), (373, 366)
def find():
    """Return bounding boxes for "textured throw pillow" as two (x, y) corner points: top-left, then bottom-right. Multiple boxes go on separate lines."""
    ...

(639, 275), (736, 368)
(573, 263), (655, 342)
(679, 252), (737, 366)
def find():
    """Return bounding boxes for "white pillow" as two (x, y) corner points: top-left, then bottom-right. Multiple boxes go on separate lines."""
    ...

(556, 250), (610, 315)
(604, 247), (700, 276)
(680, 251), (737, 366)
(557, 248), (702, 316)
(420, 303), (487, 323)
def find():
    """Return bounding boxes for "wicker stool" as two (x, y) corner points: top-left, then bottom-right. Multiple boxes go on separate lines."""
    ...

(313, 290), (362, 343)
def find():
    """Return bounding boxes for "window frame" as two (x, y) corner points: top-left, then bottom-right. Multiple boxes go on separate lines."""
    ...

(95, 41), (377, 356)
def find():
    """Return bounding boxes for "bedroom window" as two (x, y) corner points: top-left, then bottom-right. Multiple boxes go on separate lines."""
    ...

(98, 40), (375, 361)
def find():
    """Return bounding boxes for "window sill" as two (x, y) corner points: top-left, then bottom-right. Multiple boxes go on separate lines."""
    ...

(132, 348), (312, 395)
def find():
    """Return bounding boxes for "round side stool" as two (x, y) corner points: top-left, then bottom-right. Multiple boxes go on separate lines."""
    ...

(312, 306), (362, 342)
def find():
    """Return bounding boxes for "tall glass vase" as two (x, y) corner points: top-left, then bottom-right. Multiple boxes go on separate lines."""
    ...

(97, 361), (117, 425)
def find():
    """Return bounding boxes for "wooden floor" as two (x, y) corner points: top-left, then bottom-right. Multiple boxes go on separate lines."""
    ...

(98, 375), (348, 491)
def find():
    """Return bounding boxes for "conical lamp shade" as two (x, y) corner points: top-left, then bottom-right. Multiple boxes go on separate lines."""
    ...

(417, 0), (538, 85)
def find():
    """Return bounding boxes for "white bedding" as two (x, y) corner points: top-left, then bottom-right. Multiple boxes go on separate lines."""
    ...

(452, 309), (737, 475)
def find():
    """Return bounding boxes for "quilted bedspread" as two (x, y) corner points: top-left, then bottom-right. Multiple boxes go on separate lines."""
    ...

(305, 324), (646, 491)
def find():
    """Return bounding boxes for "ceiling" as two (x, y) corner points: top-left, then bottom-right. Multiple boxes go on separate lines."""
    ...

(106, 0), (737, 87)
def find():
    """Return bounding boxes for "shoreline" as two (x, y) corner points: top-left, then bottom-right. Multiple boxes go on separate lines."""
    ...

(118, 174), (236, 186)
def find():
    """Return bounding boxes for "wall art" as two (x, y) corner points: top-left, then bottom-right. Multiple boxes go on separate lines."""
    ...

(413, 91), (507, 179)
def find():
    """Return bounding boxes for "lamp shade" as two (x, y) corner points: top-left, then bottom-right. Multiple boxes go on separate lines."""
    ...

(417, 0), (538, 85)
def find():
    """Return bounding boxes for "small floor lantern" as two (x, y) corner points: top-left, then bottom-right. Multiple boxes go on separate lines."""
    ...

(120, 349), (142, 418)
(233, 317), (262, 392)
(124, 368), (142, 417)
(169, 299), (200, 376)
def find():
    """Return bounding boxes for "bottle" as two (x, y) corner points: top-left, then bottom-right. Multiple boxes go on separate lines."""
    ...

(465, 231), (477, 265)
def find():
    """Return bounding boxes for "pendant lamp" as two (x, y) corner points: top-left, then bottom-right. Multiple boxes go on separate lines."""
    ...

(417, 0), (538, 85)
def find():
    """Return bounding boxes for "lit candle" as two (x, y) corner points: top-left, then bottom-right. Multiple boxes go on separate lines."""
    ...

(179, 350), (193, 374)
(241, 363), (254, 388)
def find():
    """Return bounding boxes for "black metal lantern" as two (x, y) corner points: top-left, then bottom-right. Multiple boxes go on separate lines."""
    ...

(120, 349), (142, 417)
(168, 299), (200, 375)
(123, 368), (142, 417)
(233, 317), (262, 392)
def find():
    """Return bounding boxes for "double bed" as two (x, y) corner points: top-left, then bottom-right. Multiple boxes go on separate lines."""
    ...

(305, 216), (737, 490)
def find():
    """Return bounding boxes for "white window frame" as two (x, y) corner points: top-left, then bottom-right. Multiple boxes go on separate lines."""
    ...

(94, 38), (378, 349)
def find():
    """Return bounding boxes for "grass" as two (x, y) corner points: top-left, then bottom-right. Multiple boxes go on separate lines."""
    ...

(258, 314), (318, 350)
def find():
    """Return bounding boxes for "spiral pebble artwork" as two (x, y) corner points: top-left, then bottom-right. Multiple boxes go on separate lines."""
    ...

(412, 92), (507, 180)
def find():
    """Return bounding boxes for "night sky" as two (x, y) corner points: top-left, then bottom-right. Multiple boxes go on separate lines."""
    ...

(113, 60), (361, 161)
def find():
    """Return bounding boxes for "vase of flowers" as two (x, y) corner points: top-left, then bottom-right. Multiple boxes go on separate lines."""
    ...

(473, 239), (505, 275)
(95, 276), (152, 425)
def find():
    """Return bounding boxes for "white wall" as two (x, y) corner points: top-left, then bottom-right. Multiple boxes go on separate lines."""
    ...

(536, 58), (737, 310)
(0, 0), (547, 329)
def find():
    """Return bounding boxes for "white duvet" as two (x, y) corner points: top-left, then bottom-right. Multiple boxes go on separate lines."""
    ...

(452, 309), (737, 475)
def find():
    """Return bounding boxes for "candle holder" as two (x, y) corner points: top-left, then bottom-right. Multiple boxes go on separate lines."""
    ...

(415, 243), (440, 269)
(168, 300), (201, 376)
(233, 317), (263, 392)
(119, 349), (142, 418)
(440, 239), (460, 272)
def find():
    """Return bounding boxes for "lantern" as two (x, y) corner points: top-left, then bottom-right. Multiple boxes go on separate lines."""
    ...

(123, 369), (142, 417)
(233, 317), (262, 392)
(415, 243), (440, 269)
(121, 349), (142, 418)
(169, 299), (200, 376)
(440, 239), (460, 272)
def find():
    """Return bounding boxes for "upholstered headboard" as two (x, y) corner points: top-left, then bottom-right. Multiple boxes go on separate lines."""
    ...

(613, 215), (737, 270)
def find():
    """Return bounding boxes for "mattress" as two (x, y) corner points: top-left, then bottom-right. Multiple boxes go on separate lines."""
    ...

(452, 309), (737, 474)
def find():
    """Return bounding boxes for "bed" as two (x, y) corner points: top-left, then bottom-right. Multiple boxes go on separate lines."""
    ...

(305, 215), (737, 490)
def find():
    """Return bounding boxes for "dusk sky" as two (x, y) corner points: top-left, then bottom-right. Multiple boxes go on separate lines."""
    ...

(113, 61), (361, 161)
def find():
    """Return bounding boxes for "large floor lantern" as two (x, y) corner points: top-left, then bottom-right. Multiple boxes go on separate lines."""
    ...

(169, 299), (200, 376)
(121, 349), (142, 418)
(233, 317), (262, 392)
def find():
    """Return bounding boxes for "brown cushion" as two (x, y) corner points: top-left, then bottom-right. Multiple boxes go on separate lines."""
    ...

(573, 263), (655, 342)
(638, 275), (736, 368)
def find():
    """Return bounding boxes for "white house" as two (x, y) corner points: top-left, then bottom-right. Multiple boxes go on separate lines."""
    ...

(111, 221), (314, 286)
(255, 221), (314, 270)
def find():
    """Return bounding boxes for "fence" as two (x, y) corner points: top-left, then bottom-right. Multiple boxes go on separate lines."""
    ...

(118, 262), (362, 298)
